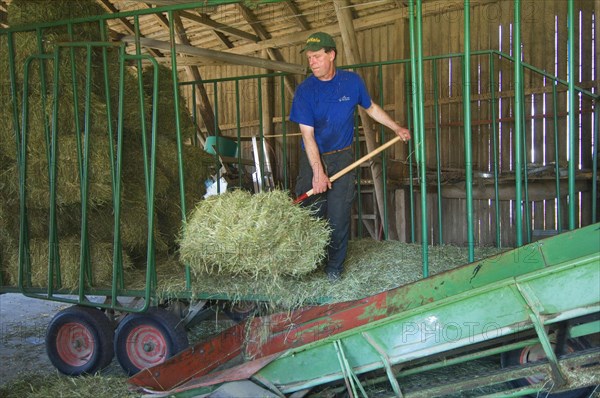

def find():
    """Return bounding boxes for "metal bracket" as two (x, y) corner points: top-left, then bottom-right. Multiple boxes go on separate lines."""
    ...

(251, 136), (274, 193)
(362, 332), (404, 397)
(514, 282), (567, 387)
(333, 340), (368, 398)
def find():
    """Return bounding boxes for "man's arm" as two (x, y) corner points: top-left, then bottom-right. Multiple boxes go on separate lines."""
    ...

(299, 123), (331, 194)
(364, 102), (411, 141)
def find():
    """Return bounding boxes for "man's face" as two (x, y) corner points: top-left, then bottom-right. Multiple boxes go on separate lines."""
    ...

(305, 49), (335, 80)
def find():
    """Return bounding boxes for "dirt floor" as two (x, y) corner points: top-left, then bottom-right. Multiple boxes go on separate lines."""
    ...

(0, 293), (67, 384)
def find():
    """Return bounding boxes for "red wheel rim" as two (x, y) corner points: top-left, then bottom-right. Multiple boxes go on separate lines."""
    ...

(56, 322), (95, 367)
(125, 325), (168, 370)
(519, 343), (574, 385)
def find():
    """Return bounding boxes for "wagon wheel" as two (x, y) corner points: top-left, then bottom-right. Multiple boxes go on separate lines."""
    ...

(501, 338), (596, 398)
(114, 307), (189, 375)
(45, 305), (115, 376)
(222, 301), (258, 322)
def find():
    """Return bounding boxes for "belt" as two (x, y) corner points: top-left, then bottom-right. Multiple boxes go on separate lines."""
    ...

(321, 145), (351, 156)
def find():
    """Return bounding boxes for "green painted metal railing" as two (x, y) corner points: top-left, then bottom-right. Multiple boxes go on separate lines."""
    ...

(186, 46), (598, 277)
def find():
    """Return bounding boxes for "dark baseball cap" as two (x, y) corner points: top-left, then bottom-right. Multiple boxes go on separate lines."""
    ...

(301, 32), (336, 52)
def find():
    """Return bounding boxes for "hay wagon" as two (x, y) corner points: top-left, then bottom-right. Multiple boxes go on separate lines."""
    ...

(1, 1), (599, 397)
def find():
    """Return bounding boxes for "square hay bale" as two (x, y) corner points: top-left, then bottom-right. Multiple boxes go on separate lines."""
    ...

(5, 238), (133, 292)
(179, 190), (331, 280)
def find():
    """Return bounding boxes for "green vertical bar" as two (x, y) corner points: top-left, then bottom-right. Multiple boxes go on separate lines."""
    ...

(355, 112), (363, 238)
(235, 80), (242, 190)
(463, 0), (474, 262)
(378, 64), (389, 239)
(404, 65), (416, 243)
(114, 46), (126, 299)
(134, 16), (150, 210)
(146, 57), (159, 302)
(169, 10), (187, 223)
(592, 105), (598, 223)
(280, 75), (288, 189)
(258, 77), (265, 191)
(416, 0), (428, 275)
(98, 22), (123, 294)
(135, 15), (156, 293)
(19, 57), (34, 289)
(433, 60), (443, 244)
(409, 0), (428, 276)
(34, 29), (61, 291)
(48, 50), (61, 296)
(552, 82), (562, 233)
(514, 0), (524, 246)
(489, 53), (501, 247)
(521, 69), (531, 243)
(567, 0), (576, 230)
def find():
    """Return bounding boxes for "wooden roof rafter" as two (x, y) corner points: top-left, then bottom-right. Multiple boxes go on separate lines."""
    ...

(178, 10), (234, 48)
(224, 0), (495, 56)
(170, 10), (217, 139)
(120, 35), (306, 74)
(282, 0), (310, 31)
(178, 10), (259, 43)
(0, 0), (8, 28)
(236, 2), (297, 96)
(96, 0), (163, 57)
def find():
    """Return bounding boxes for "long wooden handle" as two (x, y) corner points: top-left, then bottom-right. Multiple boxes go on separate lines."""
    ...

(294, 135), (402, 204)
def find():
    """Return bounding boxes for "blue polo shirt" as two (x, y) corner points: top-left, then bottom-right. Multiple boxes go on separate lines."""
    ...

(290, 70), (372, 153)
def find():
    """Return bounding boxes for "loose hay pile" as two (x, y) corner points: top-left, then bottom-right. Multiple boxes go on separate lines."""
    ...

(0, 373), (136, 398)
(154, 237), (505, 310)
(179, 190), (331, 279)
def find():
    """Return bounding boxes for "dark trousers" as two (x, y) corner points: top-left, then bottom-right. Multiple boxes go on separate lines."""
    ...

(295, 149), (355, 275)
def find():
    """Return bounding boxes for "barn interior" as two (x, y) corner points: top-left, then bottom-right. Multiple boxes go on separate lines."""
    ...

(0, 1), (599, 396)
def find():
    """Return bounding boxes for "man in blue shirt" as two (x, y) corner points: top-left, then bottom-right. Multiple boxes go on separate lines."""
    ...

(290, 32), (411, 282)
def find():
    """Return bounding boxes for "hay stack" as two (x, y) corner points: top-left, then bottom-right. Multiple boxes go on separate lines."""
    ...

(179, 190), (331, 279)
(4, 238), (134, 291)
(0, 0), (214, 289)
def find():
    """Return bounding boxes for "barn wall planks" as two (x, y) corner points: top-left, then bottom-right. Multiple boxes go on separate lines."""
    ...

(179, 0), (597, 248)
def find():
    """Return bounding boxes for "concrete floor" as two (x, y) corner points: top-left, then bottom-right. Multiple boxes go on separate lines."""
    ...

(0, 293), (68, 385)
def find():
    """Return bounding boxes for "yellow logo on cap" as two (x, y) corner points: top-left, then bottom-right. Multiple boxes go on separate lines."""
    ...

(307, 37), (321, 43)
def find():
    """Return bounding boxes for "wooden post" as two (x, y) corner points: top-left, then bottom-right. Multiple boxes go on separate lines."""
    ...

(172, 13), (218, 139)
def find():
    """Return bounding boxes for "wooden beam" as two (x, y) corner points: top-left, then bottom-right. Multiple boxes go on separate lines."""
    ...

(153, 56), (221, 66)
(178, 10), (259, 43)
(172, 12), (218, 138)
(144, 4), (233, 48)
(132, 0), (202, 4)
(282, 0), (310, 31)
(120, 35), (307, 74)
(334, 0), (387, 235)
(226, 0), (495, 56)
(236, 3), (297, 97)
(96, 0), (163, 58)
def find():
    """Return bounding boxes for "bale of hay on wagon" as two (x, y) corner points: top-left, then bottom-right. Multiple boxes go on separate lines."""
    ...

(179, 190), (331, 280)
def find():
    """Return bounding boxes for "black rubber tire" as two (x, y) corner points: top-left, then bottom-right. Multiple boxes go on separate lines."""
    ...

(501, 338), (596, 398)
(222, 301), (258, 322)
(114, 307), (189, 375)
(45, 305), (115, 376)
